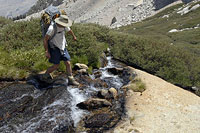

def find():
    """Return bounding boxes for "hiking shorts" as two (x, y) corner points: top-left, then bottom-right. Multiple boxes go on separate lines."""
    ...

(48, 47), (71, 64)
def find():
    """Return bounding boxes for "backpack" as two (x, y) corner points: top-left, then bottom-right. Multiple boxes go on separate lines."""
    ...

(40, 6), (61, 39)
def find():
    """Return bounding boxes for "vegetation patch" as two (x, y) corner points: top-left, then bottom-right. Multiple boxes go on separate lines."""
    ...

(124, 78), (146, 93)
(0, 19), (108, 80)
(0, 2), (200, 90)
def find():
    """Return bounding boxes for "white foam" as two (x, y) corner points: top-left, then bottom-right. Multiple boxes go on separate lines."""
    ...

(11, 94), (29, 102)
(68, 87), (88, 126)
(42, 99), (65, 111)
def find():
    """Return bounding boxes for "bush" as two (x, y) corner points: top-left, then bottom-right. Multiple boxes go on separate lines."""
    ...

(108, 31), (200, 88)
(0, 19), (108, 79)
(0, 17), (13, 28)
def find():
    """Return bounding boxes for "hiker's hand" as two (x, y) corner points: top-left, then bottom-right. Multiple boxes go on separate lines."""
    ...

(73, 36), (77, 41)
(45, 51), (51, 59)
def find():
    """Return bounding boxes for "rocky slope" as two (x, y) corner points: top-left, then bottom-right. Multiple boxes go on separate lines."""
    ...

(0, 0), (37, 18)
(23, 0), (195, 28)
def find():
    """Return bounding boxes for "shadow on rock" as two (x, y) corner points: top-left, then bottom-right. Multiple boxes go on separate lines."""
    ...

(26, 73), (68, 90)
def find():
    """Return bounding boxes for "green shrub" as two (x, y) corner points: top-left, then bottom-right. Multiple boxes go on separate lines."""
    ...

(0, 19), (108, 79)
(0, 16), (13, 28)
(130, 78), (146, 92)
(108, 31), (200, 88)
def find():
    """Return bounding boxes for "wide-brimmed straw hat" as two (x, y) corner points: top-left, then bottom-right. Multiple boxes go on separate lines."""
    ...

(55, 15), (72, 27)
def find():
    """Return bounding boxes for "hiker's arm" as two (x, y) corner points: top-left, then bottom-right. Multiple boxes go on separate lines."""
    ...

(43, 35), (51, 59)
(68, 30), (77, 41)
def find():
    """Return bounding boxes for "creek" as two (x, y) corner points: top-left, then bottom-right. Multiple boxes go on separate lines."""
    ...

(0, 56), (132, 132)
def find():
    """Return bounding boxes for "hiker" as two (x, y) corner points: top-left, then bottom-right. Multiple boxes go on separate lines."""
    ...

(43, 15), (79, 86)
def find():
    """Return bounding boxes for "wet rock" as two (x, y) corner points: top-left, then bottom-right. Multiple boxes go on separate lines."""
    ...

(97, 88), (118, 100)
(54, 120), (75, 133)
(0, 75), (74, 132)
(97, 89), (111, 99)
(100, 89), (109, 98)
(93, 78), (108, 88)
(107, 67), (123, 75)
(103, 77), (121, 89)
(120, 67), (137, 84)
(77, 98), (112, 110)
(93, 71), (102, 79)
(85, 113), (113, 128)
(76, 75), (108, 89)
(82, 109), (121, 132)
(27, 73), (54, 90)
(109, 88), (118, 100)
(76, 75), (93, 87)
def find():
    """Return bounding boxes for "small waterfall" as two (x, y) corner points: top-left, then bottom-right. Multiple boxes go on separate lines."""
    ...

(67, 56), (124, 127)
(100, 56), (124, 89)
(68, 87), (88, 126)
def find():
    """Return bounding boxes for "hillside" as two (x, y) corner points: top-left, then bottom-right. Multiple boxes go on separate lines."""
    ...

(22, 0), (194, 28)
(119, 1), (200, 55)
(1, 1), (200, 93)
(0, 0), (37, 18)
(114, 1), (200, 90)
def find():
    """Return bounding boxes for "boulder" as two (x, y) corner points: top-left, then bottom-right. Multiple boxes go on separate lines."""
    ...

(107, 67), (123, 75)
(100, 89), (109, 97)
(0, 77), (73, 132)
(97, 89), (111, 99)
(77, 69), (88, 75)
(109, 87), (118, 100)
(82, 109), (121, 132)
(77, 98), (112, 110)
(120, 67), (137, 84)
(110, 17), (117, 26)
(74, 63), (88, 70)
(76, 75), (108, 88)
(74, 63), (89, 75)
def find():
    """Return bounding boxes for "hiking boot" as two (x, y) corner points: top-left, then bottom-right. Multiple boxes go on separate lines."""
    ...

(68, 76), (79, 86)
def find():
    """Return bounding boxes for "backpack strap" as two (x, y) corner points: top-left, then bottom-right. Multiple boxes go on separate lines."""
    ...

(49, 22), (57, 40)
(48, 22), (57, 49)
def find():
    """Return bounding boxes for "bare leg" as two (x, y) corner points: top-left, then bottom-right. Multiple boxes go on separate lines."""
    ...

(64, 61), (72, 76)
(45, 64), (59, 74)
(64, 61), (79, 86)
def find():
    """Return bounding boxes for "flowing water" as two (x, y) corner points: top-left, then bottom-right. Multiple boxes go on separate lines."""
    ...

(0, 56), (126, 132)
